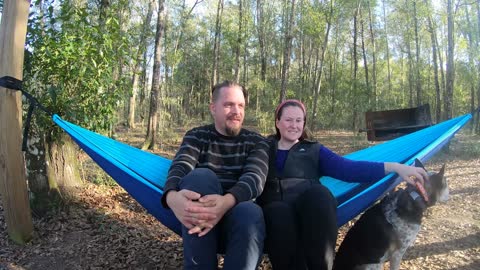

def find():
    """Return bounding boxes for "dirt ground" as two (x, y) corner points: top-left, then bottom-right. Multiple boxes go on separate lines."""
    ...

(1, 128), (479, 270)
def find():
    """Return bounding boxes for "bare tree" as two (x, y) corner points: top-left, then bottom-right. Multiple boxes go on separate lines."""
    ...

(382, 0), (392, 93)
(128, 0), (154, 129)
(425, 0), (441, 122)
(234, 0), (243, 82)
(311, 0), (334, 129)
(211, 0), (224, 90)
(445, 0), (454, 119)
(413, 0), (422, 106)
(351, 0), (361, 130)
(279, 0), (296, 103)
(361, 11), (370, 103)
(143, 0), (165, 150)
(367, 0), (377, 110)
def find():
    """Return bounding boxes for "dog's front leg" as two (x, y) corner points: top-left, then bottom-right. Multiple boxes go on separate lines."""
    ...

(389, 252), (403, 270)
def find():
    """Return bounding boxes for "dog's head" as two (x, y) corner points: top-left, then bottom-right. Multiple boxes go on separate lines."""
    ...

(395, 159), (448, 223)
(414, 159), (449, 206)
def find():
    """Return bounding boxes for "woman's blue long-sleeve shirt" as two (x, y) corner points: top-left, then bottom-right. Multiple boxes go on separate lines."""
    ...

(275, 145), (385, 183)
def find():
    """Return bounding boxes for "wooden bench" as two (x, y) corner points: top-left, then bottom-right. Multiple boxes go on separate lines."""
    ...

(362, 104), (432, 141)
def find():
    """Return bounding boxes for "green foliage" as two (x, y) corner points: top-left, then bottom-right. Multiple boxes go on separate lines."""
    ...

(91, 169), (117, 187)
(24, 1), (131, 140)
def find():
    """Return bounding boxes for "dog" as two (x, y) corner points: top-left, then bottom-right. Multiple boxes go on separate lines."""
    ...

(333, 159), (448, 270)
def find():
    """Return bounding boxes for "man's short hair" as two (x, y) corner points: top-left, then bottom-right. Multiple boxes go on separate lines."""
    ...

(211, 80), (248, 103)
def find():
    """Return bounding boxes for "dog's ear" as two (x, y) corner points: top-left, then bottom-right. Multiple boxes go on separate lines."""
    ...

(414, 159), (427, 171)
(437, 164), (446, 179)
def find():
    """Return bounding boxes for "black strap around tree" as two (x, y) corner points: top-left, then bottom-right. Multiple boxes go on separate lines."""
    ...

(1, 76), (53, 152)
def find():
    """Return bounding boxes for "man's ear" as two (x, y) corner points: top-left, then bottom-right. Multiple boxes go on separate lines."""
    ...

(209, 102), (215, 115)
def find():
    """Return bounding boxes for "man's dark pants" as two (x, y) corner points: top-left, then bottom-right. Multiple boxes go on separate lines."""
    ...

(179, 168), (265, 270)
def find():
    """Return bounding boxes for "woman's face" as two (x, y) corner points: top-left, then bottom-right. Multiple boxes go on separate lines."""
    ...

(276, 105), (305, 143)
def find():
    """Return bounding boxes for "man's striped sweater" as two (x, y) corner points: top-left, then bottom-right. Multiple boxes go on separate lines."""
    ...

(161, 124), (270, 207)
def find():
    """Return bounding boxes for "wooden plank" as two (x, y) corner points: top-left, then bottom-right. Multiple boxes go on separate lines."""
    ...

(0, 0), (33, 244)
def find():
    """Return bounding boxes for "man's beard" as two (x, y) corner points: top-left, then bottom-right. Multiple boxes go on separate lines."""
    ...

(225, 125), (241, 136)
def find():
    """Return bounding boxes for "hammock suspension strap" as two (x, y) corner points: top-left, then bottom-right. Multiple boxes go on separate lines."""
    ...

(1, 76), (53, 151)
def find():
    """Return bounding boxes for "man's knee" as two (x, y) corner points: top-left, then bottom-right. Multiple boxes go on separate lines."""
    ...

(178, 168), (222, 195)
(229, 202), (265, 235)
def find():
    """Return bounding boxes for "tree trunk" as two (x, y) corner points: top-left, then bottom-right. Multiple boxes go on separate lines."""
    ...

(425, 0), (441, 122)
(45, 134), (83, 196)
(351, 0), (361, 131)
(170, 0), (201, 90)
(279, 0), (296, 103)
(0, 0), (33, 244)
(413, 0), (422, 106)
(234, 0), (243, 82)
(407, 41), (414, 108)
(464, 4), (476, 132)
(143, 0), (165, 150)
(311, 0), (333, 129)
(436, 33), (446, 119)
(476, 0), (480, 133)
(128, 0), (154, 129)
(361, 13), (370, 105)
(382, 0), (392, 93)
(445, 0), (454, 119)
(211, 0), (224, 88)
(256, 0), (267, 83)
(367, 0), (377, 110)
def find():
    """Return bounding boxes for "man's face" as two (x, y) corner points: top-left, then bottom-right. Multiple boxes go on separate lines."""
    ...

(210, 86), (245, 136)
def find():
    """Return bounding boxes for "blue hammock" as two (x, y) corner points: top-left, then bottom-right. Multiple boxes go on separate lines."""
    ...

(52, 113), (472, 234)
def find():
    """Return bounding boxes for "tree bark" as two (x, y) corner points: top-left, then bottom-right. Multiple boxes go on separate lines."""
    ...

(128, 0), (154, 129)
(351, 0), (361, 131)
(367, 0), (377, 110)
(475, 0), (480, 133)
(445, 0), (455, 119)
(382, 0), (392, 93)
(311, 0), (333, 129)
(143, 0), (165, 150)
(279, 0), (296, 103)
(234, 0), (243, 82)
(211, 0), (224, 89)
(413, 0), (422, 106)
(256, 0), (267, 83)
(0, 0), (33, 244)
(425, 0), (441, 122)
(361, 12), (370, 104)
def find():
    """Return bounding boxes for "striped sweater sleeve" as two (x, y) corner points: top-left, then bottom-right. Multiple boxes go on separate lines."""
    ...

(226, 138), (270, 203)
(161, 129), (201, 208)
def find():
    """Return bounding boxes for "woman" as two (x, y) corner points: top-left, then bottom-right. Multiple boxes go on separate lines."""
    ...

(258, 99), (428, 270)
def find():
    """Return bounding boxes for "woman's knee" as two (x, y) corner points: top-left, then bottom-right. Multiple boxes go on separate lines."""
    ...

(299, 184), (337, 209)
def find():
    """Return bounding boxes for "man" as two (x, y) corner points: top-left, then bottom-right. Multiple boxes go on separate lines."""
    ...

(161, 80), (269, 270)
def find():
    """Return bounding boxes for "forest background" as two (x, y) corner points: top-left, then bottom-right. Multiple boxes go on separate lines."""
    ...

(0, 0), (480, 244)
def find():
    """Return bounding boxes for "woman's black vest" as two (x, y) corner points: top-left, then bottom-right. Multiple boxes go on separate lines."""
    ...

(257, 139), (323, 205)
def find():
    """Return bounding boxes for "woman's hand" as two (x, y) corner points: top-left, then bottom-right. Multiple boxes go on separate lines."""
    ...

(384, 162), (429, 186)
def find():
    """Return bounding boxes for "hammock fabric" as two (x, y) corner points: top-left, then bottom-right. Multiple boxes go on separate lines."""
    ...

(53, 113), (472, 234)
